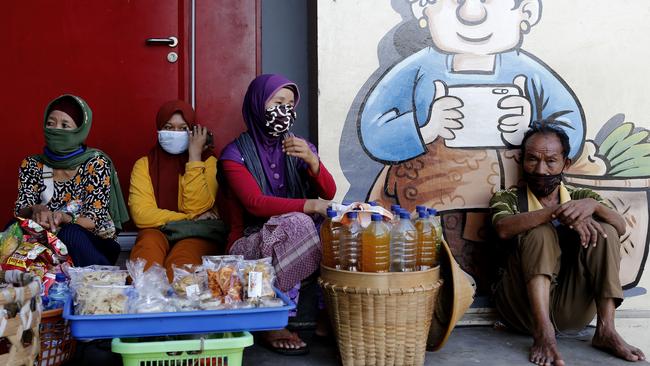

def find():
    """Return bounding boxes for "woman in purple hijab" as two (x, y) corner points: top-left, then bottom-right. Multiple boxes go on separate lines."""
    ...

(218, 74), (336, 355)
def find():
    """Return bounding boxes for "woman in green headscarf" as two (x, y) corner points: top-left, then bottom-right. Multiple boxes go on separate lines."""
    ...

(14, 94), (129, 266)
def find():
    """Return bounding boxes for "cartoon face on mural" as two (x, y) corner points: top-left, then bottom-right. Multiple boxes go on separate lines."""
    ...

(349, 0), (649, 294)
(418, 0), (538, 57)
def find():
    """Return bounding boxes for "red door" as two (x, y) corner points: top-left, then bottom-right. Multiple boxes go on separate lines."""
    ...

(1, 1), (259, 225)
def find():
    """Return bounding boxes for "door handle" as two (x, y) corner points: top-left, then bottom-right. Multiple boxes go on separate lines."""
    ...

(145, 36), (178, 47)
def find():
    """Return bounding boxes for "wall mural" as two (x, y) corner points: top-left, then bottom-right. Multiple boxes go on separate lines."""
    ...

(324, 0), (650, 299)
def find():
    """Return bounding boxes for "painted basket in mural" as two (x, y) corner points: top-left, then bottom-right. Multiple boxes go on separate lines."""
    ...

(566, 175), (650, 289)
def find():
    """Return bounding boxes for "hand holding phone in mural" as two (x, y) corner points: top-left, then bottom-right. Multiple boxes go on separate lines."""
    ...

(420, 80), (464, 144)
(497, 75), (532, 147)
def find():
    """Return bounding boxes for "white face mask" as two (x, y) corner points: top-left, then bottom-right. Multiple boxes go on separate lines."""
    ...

(158, 130), (189, 155)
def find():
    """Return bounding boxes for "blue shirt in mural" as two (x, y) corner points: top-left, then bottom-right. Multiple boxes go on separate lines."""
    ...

(359, 47), (585, 163)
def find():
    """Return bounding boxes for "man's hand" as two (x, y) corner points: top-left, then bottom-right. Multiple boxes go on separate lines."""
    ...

(497, 75), (531, 146)
(283, 136), (320, 174)
(553, 198), (599, 227)
(420, 80), (464, 144)
(571, 217), (607, 248)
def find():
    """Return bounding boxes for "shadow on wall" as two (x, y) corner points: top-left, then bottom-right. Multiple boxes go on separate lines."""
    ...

(340, 0), (432, 202)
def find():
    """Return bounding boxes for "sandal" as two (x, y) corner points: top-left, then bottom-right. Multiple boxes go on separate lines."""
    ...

(260, 329), (309, 356)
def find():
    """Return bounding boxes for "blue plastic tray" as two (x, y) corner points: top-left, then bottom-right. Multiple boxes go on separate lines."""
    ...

(63, 290), (295, 340)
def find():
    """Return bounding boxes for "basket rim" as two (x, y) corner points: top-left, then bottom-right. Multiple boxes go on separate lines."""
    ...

(111, 332), (254, 354)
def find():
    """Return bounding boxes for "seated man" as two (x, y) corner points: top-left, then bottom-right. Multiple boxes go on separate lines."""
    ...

(490, 124), (645, 366)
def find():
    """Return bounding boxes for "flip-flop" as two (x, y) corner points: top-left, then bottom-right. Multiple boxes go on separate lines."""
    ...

(260, 331), (309, 356)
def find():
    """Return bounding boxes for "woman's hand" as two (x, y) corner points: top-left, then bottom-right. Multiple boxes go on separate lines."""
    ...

(283, 136), (320, 175)
(188, 124), (209, 161)
(32, 206), (56, 231)
(194, 210), (219, 221)
(303, 199), (330, 217)
(33, 208), (72, 232)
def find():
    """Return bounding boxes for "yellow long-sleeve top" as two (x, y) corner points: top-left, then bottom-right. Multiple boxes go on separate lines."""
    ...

(128, 156), (218, 228)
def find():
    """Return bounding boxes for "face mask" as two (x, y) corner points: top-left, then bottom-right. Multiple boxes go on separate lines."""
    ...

(263, 104), (296, 137)
(524, 171), (563, 198)
(158, 130), (189, 155)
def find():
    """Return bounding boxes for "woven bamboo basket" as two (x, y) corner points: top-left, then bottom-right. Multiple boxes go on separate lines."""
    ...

(319, 265), (442, 366)
(0, 270), (42, 366)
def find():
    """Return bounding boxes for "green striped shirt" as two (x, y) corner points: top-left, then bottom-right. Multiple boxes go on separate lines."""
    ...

(489, 185), (605, 225)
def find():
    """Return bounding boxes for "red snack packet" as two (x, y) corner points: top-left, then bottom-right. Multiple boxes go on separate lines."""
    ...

(2, 242), (46, 271)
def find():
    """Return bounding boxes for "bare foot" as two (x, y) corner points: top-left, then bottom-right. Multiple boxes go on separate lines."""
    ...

(592, 326), (646, 362)
(530, 326), (565, 366)
(263, 328), (307, 352)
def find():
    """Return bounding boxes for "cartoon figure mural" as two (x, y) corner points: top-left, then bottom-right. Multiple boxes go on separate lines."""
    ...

(338, 0), (650, 296)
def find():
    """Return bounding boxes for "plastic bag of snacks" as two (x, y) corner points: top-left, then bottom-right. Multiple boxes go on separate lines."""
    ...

(68, 265), (128, 292)
(0, 223), (22, 263)
(171, 264), (208, 303)
(241, 258), (283, 308)
(202, 255), (245, 308)
(75, 284), (132, 315)
(126, 259), (175, 313)
(18, 218), (69, 258)
(68, 265), (128, 313)
(240, 257), (277, 305)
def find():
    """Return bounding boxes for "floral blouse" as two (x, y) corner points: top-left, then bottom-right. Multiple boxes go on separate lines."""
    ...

(14, 155), (117, 239)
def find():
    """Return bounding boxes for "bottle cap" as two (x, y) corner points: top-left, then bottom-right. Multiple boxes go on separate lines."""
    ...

(346, 211), (358, 219)
(390, 204), (401, 212)
(428, 208), (438, 216)
(416, 205), (426, 212)
(399, 211), (411, 219)
(55, 273), (66, 282)
(327, 208), (337, 218)
(371, 213), (383, 221)
(419, 211), (429, 218)
(368, 201), (378, 206)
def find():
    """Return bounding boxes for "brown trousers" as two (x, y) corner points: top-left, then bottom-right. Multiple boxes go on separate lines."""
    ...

(495, 222), (623, 334)
(130, 228), (220, 281)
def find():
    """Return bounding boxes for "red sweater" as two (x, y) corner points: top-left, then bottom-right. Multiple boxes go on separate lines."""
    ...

(218, 159), (336, 250)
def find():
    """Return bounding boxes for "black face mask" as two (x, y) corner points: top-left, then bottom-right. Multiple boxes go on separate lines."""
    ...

(524, 171), (563, 198)
(263, 104), (296, 137)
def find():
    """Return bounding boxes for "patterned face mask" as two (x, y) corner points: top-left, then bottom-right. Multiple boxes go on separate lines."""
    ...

(524, 171), (564, 198)
(263, 104), (296, 137)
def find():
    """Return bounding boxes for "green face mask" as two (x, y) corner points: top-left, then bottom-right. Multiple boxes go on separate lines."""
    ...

(43, 95), (93, 155)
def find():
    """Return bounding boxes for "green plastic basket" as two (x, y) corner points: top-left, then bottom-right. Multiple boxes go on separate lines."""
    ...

(111, 332), (253, 366)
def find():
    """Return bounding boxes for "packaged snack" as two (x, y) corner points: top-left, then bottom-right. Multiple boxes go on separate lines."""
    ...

(42, 272), (57, 296)
(202, 255), (244, 302)
(75, 285), (131, 315)
(126, 259), (175, 313)
(240, 257), (276, 300)
(68, 265), (127, 291)
(2, 242), (49, 271)
(215, 259), (243, 304)
(26, 260), (48, 280)
(44, 231), (68, 257)
(0, 223), (22, 263)
(18, 219), (48, 243)
(171, 264), (207, 300)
